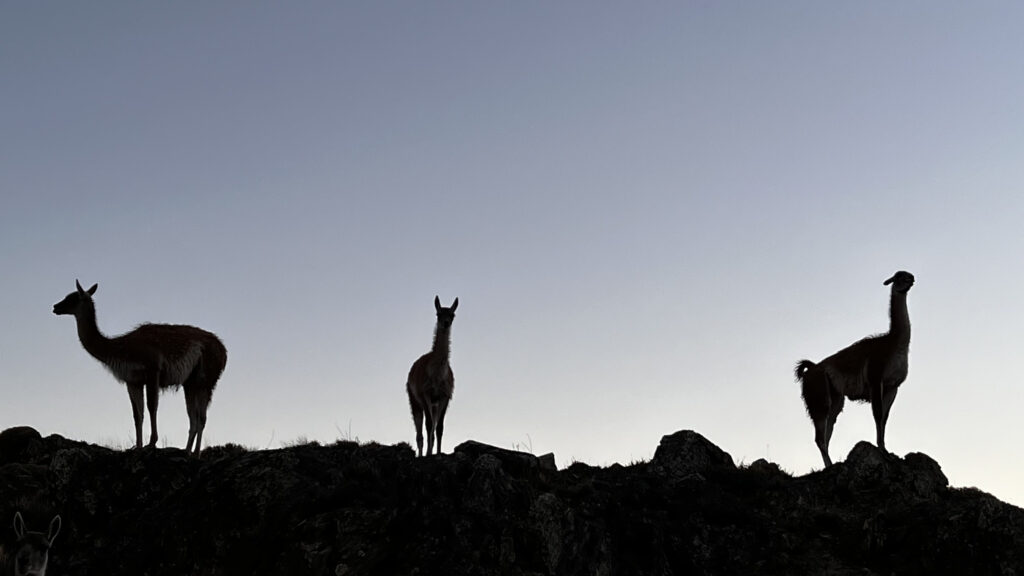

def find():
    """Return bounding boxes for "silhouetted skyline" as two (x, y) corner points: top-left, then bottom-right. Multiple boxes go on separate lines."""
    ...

(2, 3), (1022, 506)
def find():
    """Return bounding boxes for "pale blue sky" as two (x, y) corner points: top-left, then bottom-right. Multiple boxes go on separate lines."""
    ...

(3, 3), (1023, 505)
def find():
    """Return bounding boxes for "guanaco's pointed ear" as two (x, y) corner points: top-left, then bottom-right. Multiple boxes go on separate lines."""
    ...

(435, 295), (441, 312)
(75, 280), (97, 295)
(13, 512), (25, 539)
(450, 298), (458, 312)
(47, 515), (61, 543)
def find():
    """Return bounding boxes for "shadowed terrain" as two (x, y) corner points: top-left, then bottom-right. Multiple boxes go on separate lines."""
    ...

(1, 426), (1022, 575)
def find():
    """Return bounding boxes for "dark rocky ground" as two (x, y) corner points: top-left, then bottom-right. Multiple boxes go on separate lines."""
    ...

(0, 425), (1022, 576)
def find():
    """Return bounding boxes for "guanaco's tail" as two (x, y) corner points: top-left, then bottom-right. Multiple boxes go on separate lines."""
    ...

(794, 359), (816, 381)
(796, 359), (830, 420)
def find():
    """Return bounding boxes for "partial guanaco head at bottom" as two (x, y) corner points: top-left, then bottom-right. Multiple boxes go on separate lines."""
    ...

(434, 296), (458, 331)
(52, 280), (97, 316)
(12, 512), (61, 576)
(883, 271), (915, 293)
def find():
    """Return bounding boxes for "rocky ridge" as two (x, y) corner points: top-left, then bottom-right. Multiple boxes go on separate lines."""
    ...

(1, 426), (1022, 575)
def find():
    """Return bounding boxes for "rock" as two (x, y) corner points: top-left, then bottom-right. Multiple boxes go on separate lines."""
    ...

(839, 441), (890, 489)
(748, 458), (785, 476)
(454, 441), (556, 476)
(537, 453), (557, 472)
(463, 453), (510, 514)
(904, 452), (949, 499)
(0, 426), (42, 463)
(651, 430), (736, 477)
(838, 443), (950, 503)
(531, 491), (574, 574)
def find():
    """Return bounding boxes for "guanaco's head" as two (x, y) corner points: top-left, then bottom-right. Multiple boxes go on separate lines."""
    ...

(434, 296), (458, 331)
(883, 271), (915, 293)
(52, 280), (97, 317)
(12, 512), (61, 576)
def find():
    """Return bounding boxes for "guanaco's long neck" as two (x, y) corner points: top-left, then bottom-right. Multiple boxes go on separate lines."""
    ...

(74, 302), (115, 362)
(888, 290), (911, 346)
(431, 322), (451, 365)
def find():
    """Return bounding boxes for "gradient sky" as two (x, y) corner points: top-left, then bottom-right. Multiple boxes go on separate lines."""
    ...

(3, 3), (1023, 506)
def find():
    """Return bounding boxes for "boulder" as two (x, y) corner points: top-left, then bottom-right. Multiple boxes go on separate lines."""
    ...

(0, 426), (42, 463)
(837, 442), (949, 502)
(652, 430), (735, 477)
(454, 441), (557, 476)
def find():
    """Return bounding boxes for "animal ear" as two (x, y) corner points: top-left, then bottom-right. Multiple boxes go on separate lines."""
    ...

(13, 512), (25, 539)
(47, 515), (61, 543)
(435, 296), (441, 312)
(450, 298), (458, 312)
(75, 280), (97, 295)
